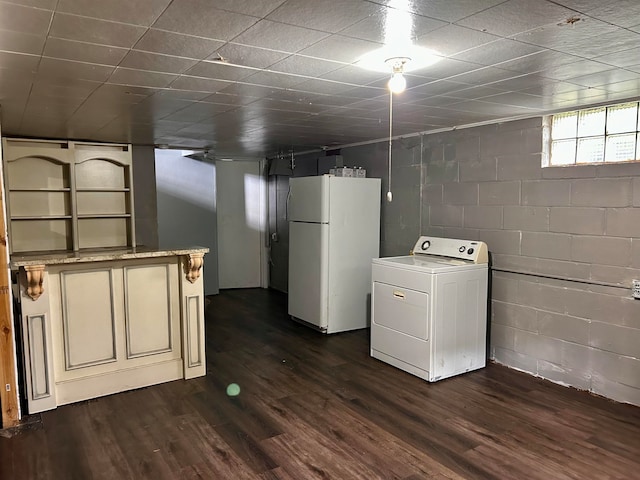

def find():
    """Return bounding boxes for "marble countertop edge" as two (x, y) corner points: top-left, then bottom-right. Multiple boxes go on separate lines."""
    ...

(11, 246), (210, 267)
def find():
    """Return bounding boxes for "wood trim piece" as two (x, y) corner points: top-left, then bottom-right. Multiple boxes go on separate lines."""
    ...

(0, 135), (20, 427)
(184, 253), (204, 284)
(24, 265), (45, 301)
(26, 314), (51, 400)
(186, 295), (202, 368)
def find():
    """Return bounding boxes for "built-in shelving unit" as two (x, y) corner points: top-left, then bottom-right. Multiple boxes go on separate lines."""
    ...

(2, 138), (136, 253)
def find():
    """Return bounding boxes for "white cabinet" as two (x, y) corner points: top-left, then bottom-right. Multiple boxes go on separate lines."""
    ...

(14, 249), (208, 413)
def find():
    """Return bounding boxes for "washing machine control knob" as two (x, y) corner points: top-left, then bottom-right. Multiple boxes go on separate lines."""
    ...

(458, 246), (466, 253)
(467, 248), (474, 255)
(421, 240), (431, 250)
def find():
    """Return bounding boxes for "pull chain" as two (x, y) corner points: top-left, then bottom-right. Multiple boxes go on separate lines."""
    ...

(387, 88), (393, 203)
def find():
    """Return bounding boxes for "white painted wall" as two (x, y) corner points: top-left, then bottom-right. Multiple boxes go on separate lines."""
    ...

(215, 160), (266, 289)
(155, 149), (219, 295)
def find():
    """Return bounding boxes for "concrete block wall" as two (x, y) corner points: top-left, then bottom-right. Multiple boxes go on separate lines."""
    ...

(416, 117), (640, 405)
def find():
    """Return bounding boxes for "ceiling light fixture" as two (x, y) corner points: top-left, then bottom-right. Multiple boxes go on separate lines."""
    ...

(387, 57), (409, 94)
(385, 56), (409, 203)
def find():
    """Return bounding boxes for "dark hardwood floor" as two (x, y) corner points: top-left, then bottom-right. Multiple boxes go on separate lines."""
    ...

(2, 288), (639, 479)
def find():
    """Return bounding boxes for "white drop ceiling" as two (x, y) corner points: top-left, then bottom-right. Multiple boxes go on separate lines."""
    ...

(1, 0), (639, 157)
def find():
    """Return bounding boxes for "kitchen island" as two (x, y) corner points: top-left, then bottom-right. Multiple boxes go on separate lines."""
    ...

(11, 247), (208, 413)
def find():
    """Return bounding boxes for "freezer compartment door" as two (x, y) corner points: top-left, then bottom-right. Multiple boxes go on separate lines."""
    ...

(288, 176), (329, 223)
(288, 221), (329, 329)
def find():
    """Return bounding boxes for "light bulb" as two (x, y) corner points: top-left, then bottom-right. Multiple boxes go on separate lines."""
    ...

(388, 71), (406, 93)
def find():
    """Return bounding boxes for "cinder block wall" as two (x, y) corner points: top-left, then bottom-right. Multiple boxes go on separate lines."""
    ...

(341, 116), (640, 405)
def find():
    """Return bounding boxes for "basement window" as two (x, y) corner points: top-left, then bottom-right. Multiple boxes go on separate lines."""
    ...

(543, 101), (640, 167)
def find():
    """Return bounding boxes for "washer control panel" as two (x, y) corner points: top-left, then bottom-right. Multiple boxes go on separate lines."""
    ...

(412, 236), (488, 263)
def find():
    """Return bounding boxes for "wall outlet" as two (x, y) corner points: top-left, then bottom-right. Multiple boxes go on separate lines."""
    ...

(633, 280), (640, 300)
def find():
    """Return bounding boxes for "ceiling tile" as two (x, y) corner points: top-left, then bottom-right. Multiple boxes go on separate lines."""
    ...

(293, 78), (366, 95)
(396, 0), (507, 23)
(161, 102), (237, 123)
(133, 30), (224, 60)
(415, 24), (500, 57)
(184, 61), (257, 81)
(593, 48), (640, 68)
(30, 77), (100, 100)
(448, 99), (538, 116)
(201, 91), (261, 106)
(23, 96), (83, 118)
(488, 73), (560, 91)
(0, 2), (52, 34)
(38, 56), (115, 82)
(219, 82), (278, 98)
(449, 67), (522, 86)
(456, 0), (576, 36)
(0, 29), (45, 55)
(120, 51), (199, 74)
(551, 0), (618, 11)
(413, 58), (484, 81)
(560, 29), (640, 59)
(108, 67), (178, 88)
(89, 84), (158, 102)
(537, 59), (615, 81)
(49, 13), (147, 48)
(200, 0), (286, 17)
(129, 98), (194, 121)
(567, 69), (640, 88)
(603, 78), (640, 93)
(170, 75), (234, 93)
(512, 17), (618, 51)
(519, 81), (594, 96)
(408, 79), (475, 96)
(319, 65), (388, 85)
(584, 0), (640, 27)
(213, 43), (289, 69)
(43, 37), (128, 65)
(268, 55), (343, 77)
(242, 70), (307, 89)
(478, 92), (558, 109)
(266, 0), (380, 33)
(232, 19), (330, 53)
(2, 0), (58, 8)
(56, 0), (172, 26)
(339, 8), (446, 43)
(153, 0), (259, 40)
(299, 34), (380, 63)
(453, 39), (544, 66)
(495, 50), (584, 74)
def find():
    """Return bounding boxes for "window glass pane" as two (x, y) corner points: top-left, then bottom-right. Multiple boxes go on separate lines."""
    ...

(576, 136), (604, 163)
(605, 133), (636, 162)
(578, 107), (605, 137)
(552, 111), (577, 139)
(551, 139), (576, 165)
(606, 103), (638, 134)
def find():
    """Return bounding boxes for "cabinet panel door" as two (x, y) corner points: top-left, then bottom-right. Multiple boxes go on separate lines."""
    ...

(61, 269), (116, 370)
(124, 264), (174, 358)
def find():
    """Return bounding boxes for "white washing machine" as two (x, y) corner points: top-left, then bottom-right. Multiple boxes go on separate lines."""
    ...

(371, 236), (489, 382)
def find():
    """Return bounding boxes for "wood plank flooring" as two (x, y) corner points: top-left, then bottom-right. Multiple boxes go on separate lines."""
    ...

(2, 288), (639, 479)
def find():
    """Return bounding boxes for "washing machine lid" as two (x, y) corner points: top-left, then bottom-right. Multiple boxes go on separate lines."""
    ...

(373, 255), (486, 273)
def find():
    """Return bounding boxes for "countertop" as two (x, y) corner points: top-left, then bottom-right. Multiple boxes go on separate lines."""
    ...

(11, 246), (210, 268)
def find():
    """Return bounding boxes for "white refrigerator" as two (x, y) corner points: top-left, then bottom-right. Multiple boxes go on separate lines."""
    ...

(288, 175), (381, 333)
